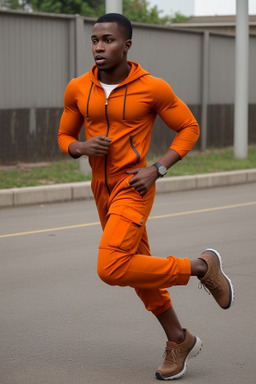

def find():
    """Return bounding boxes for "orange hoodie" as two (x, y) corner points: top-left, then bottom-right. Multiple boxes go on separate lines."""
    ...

(58, 61), (199, 181)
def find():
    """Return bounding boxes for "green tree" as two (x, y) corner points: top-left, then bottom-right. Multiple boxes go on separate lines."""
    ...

(3, 0), (24, 9)
(123, 0), (186, 25)
(123, 0), (160, 24)
(3, 0), (105, 15)
(171, 11), (189, 23)
(3, 0), (188, 24)
(29, 0), (105, 16)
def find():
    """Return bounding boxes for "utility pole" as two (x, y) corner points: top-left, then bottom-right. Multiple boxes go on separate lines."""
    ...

(234, 0), (249, 159)
(105, 0), (123, 14)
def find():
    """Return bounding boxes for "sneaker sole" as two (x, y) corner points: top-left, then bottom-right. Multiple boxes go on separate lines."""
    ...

(155, 336), (202, 381)
(204, 248), (235, 309)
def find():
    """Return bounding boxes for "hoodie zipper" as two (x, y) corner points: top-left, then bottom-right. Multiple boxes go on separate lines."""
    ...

(104, 98), (111, 195)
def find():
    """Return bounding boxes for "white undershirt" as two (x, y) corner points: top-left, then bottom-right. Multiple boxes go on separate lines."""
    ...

(100, 81), (119, 99)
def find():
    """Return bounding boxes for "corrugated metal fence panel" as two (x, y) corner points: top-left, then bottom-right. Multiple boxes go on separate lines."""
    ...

(1, 11), (256, 110)
(130, 26), (202, 104)
(0, 12), (71, 109)
(208, 34), (235, 104)
(208, 34), (256, 104)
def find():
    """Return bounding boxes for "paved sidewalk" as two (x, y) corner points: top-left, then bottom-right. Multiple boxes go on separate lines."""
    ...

(1, 168), (256, 208)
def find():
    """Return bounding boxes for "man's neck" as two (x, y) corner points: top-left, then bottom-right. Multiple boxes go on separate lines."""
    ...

(98, 62), (131, 85)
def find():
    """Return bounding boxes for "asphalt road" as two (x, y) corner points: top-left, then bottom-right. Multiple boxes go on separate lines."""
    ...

(1, 184), (256, 384)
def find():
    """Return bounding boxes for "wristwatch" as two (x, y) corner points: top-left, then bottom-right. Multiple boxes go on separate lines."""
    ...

(153, 162), (167, 177)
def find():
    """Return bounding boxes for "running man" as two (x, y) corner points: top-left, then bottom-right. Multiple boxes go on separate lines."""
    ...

(58, 13), (234, 380)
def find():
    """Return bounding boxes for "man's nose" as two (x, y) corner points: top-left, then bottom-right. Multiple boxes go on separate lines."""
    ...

(95, 42), (104, 52)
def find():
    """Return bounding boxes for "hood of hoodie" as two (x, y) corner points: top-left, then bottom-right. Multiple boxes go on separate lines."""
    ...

(88, 61), (150, 87)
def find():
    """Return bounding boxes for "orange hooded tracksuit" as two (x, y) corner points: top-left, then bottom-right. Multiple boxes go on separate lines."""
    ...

(58, 61), (200, 316)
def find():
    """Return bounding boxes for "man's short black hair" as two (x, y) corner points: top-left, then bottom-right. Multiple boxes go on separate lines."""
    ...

(96, 13), (132, 40)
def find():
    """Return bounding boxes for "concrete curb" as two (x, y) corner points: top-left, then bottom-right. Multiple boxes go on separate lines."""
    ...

(1, 169), (256, 208)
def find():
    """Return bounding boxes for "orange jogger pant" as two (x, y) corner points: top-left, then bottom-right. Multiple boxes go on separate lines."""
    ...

(91, 174), (191, 316)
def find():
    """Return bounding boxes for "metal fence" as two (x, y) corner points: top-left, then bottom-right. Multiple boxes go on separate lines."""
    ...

(0, 10), (255, 164)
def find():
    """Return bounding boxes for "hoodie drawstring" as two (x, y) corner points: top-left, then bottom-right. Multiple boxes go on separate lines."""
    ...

(86, 82), (94, 117)
(86, 82), (128, 120)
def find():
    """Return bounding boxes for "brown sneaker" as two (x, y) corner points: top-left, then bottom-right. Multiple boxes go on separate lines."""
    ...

(199, 248), (234, 309)
(155, 329), (202, 380)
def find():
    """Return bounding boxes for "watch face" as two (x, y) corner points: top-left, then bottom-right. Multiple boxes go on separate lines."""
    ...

(153, 162), (167, 176)
(159, 166), (167, 176)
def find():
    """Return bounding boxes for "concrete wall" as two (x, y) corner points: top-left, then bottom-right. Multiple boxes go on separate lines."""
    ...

(0, 10), (255, 164)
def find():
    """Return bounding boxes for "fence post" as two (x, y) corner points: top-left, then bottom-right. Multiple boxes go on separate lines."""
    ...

(75, 14), (86, 77)
(234, 0), (249, 159)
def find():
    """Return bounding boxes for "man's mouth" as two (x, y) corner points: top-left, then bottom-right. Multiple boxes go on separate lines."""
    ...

(95, 56), (106, 65)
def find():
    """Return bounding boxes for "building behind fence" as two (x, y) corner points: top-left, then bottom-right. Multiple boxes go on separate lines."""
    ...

(0, 10), (256, 164)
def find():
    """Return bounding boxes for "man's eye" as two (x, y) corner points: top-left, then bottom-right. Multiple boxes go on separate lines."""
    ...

(92, 40), (98, 44)
(106, 39), (113, 43)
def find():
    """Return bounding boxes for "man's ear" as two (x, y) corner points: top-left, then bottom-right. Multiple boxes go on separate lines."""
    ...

(124, 39), (132, 53)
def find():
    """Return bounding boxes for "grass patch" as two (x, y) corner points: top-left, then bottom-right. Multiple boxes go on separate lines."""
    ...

(166, 146), (256, 176)
(0, 146), (255, 189)
(0, 159), (90, 189)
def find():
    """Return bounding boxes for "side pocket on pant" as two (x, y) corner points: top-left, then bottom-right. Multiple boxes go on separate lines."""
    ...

(99, 206), (145, 253)
(111, 216), (142, 252)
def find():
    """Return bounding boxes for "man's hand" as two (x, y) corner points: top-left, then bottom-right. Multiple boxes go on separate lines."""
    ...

(126, 166), (159, 196)
(68, 136), (112, 158)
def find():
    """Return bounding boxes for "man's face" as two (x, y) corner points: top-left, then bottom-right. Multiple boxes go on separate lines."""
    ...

(91, 22), (131, 72)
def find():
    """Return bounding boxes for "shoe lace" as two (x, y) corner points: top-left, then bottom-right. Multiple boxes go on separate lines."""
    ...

(198, 278), (217, 294)
(163, 348), (180, 363)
